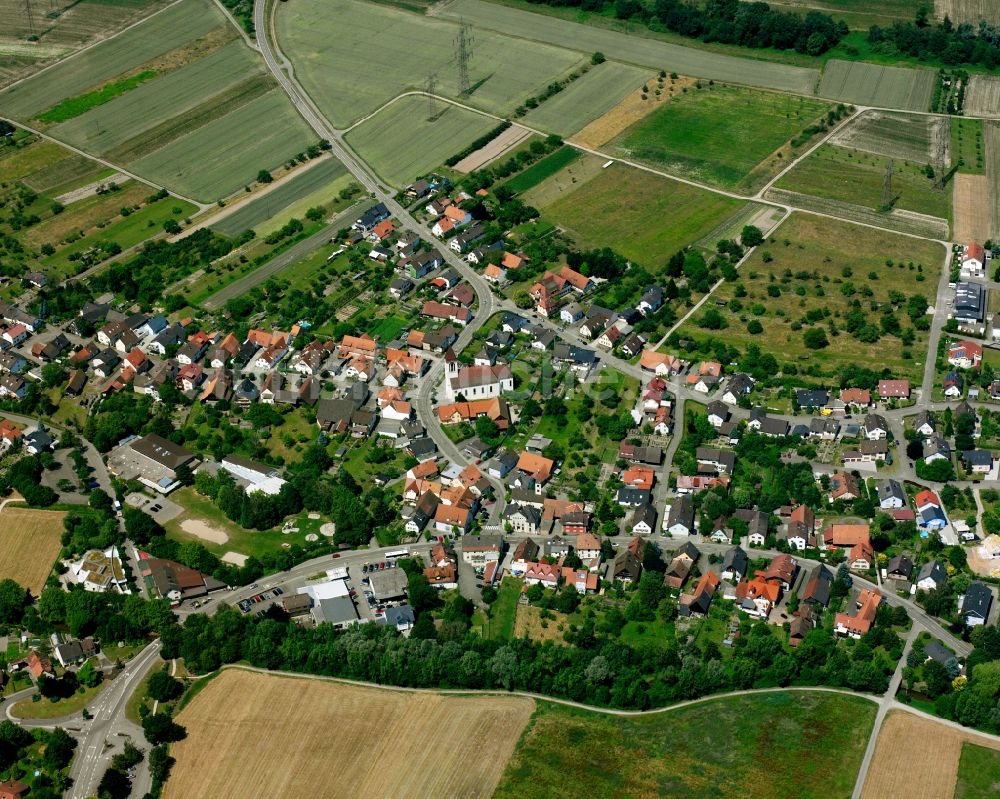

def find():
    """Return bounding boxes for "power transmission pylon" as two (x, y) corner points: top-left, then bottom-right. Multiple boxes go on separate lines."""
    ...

(454, 21), (474, 96)
(24, 0), (36, 37)
(881, 160), (894, 210)
(425, 73), (438, 120)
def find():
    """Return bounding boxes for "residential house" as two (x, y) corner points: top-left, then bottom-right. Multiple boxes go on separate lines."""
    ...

(783, 504), (815, 550)
(696, 447), (736, 474)
(800, 565), (833, 607)
(961, 241), (986, 276)
(863, 414), (889, 440)
(876, 479), (907, 509)
(503, 504), (541, 535)
(734, 575), (780, 618)
(796, 388), (829, 409)
(707, 401), (730, 428)
(835, 589), (882, 637)
(878, 379), (910, 400)
(630, 503), (658, 535)
(611, 550), (643, 584)
(962, 449), (994, 474)
(943, 371), (964, 398)
(948, 340), (983, 369)
(638, 350), (683, 376)
(962, 582), (993, 627)
(678, 571), (720, 617)
(914, 411), (936, 436)
(916, 560), (948, 592)
(637, 285), (663, 315)
(721, 373), (755, 405)
(665, 495), (694, 536)
(840, 387), (871, 407)
(885, 554), (914, 582)
(721, 546), (748, 582)
(829, 471), (860, 502)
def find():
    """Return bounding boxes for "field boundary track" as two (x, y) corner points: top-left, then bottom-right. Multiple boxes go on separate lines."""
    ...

(0, 115), (208, 209)
(213, 663), (881, 717)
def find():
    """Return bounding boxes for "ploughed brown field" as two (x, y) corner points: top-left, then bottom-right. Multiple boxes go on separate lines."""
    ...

(163, 669), (534, 799)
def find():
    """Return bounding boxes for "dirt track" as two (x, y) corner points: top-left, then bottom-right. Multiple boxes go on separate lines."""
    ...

(454, 125), (532, 173)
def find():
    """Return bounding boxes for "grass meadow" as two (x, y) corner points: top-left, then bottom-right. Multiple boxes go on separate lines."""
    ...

(130, 90), (317, 201)
(521, 61), (652, 136)
(954, 742), (1000, 798)
(818, 60), (936, 111)
(345, 96), (497, 187)
(0, 0), (225, 119)
(277, 0), (585, 127)
(775, 143), (952, 223)
(540, 163), (743, 268)
(609, 84), (831, 190)
(677, 212), (946, 381)
(494, 692), (875, 799)
(951, 117), (985, 175)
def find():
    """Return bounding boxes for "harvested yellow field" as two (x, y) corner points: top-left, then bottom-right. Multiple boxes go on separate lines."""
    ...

(0, 505), (65, 594)
(571, 76), (696, 150)
(953, 174), (990, 243)
(964, 75), (1000, 117)
(935, 0), (1000, 28)
(165, 669), (535, 799)
(860, 711), (1000, 799)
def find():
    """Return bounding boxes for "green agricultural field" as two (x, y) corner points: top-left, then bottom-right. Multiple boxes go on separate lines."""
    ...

(277, 0), (585, 127)
(609, 83), (831, 190)
(50, 41), (264, 155)
(521, 61), (652, 136)
(212, 157), (348, 238)
(542, 163), (742, 268)
(676, 212), (946, 381)
(103, 75), (275, 164)
(818, 60), (936, 111)
(954, 742), (1000, 799)
(494, 692), (875, 799)
(130, 90), (317, 202)
(439, 0), (820, 93)
(0, 139), (72, 183)
(951, 117), (985, 175)
(505, 147), (580, 195)
(345, 96), (496, 187)
(775, 144), (951, 224)
(37, 69), (158, 123)
(832, 110), (938, 163)
(0, 0), (225, 120)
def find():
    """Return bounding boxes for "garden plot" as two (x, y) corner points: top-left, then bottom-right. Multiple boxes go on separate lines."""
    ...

(277, 0), (585, 127)
(0, 0), (226, 120)
(818, 60), (935, 112)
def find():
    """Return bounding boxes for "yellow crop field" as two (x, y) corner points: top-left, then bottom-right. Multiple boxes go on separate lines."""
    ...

(0, 505), (64, 594)
(164, 669), (534, 799)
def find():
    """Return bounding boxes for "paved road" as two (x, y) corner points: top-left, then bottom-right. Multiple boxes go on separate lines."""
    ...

(851, 621), (922, 799)
(200, 201), (366, 310)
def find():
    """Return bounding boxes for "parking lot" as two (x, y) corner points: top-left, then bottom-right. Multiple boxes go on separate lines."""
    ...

(125, 492), (183, 524)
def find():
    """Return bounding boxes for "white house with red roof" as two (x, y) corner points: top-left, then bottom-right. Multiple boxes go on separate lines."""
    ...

(961, 242), (986, 277)
(948, 340), (983, 370)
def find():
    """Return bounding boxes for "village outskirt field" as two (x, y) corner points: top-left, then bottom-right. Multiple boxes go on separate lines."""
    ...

(495, 691), (875, 799)
(538, 161), (743, 269)
(860, 710), (1000, 799)
(676, 212), (946, 381)
(163, 669), (535, 799)
(0, 505), (65, 595)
